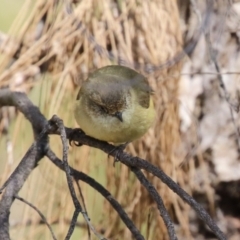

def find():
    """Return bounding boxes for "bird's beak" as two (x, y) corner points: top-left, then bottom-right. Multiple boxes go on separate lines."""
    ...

(115, 112), (123, 122)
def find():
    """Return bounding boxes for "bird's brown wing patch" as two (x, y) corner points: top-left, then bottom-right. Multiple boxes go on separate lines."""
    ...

(76, 89), (81, 100)
(138, 90), (151, 108)
(135, 77), (153, 109)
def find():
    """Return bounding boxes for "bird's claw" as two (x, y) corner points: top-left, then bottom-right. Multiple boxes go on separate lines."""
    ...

(108, 142), (129, 167)
(69, 128), (84, 147)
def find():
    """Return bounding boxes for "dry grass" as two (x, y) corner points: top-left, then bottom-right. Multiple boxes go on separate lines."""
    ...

(0, 0), (201, 239)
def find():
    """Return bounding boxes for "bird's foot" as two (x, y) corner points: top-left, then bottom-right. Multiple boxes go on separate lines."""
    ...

(69, 128), (85, 147)
(108, 142), (129, 167)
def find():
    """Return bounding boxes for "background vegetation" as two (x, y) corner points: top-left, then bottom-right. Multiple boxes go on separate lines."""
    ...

(0, 0), (239, 239)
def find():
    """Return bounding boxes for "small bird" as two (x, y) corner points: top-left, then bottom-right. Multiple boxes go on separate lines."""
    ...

(74, 65), (155, 144)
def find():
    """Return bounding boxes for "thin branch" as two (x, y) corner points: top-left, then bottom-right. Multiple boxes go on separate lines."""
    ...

(131, 168), (177, 240)
(0, 0), (211, 77)
(49, 115), (106, 240)
(0, 89), (47, 136)
(14, 195), (57, 240)
(0, 90), (144, 240)
(65, 129), (226, 240)
(181, 71), (240, 75)
(190, 0), (202, 25)
(75, 179), (91, 240)
(0, 89), (50, 239)
(0, 90), (226, 240)
(205, 32), (240, 149)
(0, 138), (48, 239)
(45, 147), (145, 240)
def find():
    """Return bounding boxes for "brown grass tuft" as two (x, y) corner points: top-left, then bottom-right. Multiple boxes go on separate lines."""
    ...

(0, 0), (194, 239)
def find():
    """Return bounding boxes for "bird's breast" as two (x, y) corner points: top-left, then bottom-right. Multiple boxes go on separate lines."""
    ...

(74, 96), (155, 144)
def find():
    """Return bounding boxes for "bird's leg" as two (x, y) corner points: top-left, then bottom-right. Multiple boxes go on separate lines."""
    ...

(69, 128), (85, 147)
(108, 142), (129, 167)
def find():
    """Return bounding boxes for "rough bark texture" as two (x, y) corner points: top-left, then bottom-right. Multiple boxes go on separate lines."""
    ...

(179, 1), (240, 239)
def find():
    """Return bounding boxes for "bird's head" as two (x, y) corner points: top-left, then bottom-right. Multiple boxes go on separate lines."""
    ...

(84, 82), (130, 122)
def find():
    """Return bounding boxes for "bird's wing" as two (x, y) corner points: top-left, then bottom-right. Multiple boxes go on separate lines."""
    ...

(76, 88), (81, 100)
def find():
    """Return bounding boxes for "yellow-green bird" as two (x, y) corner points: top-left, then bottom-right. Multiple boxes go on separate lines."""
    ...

(74, 65), (155, 144)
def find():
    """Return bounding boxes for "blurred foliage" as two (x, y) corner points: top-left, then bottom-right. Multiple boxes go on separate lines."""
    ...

(0, 0), (185, 239)
(0, 0), (25, 32)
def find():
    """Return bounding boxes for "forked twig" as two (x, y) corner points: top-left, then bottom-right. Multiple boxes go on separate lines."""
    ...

(46, 147), (145, 240)
(49, 115), (106, 240)
(0, 90), (226, 240)
(66, 128), (226, 240)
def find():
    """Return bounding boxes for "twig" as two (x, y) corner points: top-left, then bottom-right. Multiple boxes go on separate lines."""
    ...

(181, 71), (240, 75)
(190, 0), (202, 25)
(131, 168), (177, 240)
(0, 89), (47, 135)
(0, 90), (144, 240)
(0, 90), (226, 240)
(0, 89), (50, 239)
(205, 33), (240, 149)
(75, 179), (91, 240)
(65, 129), (226, 240)
(46, 147), (145, 240)
(0, 138), (48, 239)
(0, 0), (210, 77)
(49, 115), (106, 240)
(14, 195), (57, 240)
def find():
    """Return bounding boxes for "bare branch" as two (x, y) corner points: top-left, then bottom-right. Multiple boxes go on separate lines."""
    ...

(205, 32), (240, 150)
(131, 168), (177, 240)
(74, 180), (91, 239)
(0, 89), (226, 240)
(49, 115), (106, 240)
(0, 89), (47, 136)
(46, 147), (145, 240)
(14, 195), (57, 240)
(0, 139), (47, 239)
(66, 130), (226, 240)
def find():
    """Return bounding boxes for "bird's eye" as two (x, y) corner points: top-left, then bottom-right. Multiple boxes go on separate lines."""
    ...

(100, 106), (108, 114)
